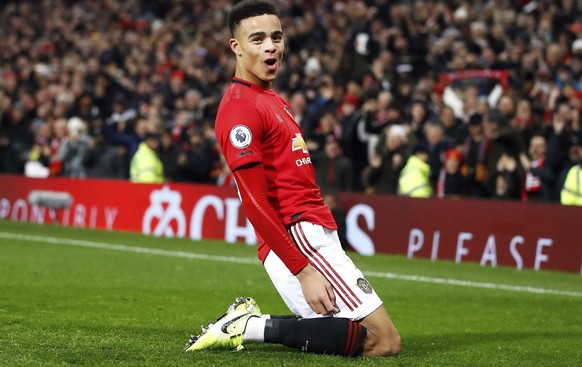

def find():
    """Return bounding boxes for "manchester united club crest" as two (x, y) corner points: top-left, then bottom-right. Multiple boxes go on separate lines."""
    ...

(284, 105), (296, 122)
(357, 278), (373, 294)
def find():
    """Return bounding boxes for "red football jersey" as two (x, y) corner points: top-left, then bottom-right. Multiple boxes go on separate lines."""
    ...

(215, 77), (337, 264)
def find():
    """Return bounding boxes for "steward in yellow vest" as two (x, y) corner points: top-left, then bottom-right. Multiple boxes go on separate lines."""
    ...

(130, 132), (164, 183)
(560, 164), (582, 206)
(398, 144), (432, 198)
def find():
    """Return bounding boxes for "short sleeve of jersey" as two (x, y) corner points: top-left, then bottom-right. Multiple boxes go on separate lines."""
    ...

(216, 98), (265, 172)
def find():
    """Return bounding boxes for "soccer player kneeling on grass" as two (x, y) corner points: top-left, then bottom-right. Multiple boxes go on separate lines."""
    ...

(185, 0), (400, 357)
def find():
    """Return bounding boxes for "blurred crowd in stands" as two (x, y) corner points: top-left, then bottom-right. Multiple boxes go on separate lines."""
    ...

(1, 0), (581, 204)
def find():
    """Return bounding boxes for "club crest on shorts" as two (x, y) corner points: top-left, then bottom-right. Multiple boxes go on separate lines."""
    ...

(230, 125), (252, 149)
(357, 278), (373, 294)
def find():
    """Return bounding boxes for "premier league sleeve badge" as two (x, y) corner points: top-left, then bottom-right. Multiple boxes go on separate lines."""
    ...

(229, 124), (252, 149)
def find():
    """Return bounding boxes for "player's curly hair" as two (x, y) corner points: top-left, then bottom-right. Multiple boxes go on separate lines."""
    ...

(228, 0), (278, 36)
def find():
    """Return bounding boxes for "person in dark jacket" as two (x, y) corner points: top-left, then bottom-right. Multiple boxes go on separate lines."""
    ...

(312, 135), (353, 192)
(83, 132), (126, 179)
(158, 129), (181, 182)
(363, 124), (409, 194)
(524, 135), (554, 202)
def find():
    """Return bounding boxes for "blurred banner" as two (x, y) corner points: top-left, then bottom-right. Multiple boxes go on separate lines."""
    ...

(1, 174), (580, 274)
(439, 69), (508, 117)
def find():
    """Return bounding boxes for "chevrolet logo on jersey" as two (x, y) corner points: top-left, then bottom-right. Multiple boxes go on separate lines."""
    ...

(292, 133), (308, 153)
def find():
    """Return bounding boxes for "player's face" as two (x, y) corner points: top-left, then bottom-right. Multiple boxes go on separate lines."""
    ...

(230, 14), (284, 88)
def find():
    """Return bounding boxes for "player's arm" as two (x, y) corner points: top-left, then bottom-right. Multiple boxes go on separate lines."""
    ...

(233, 162), (307, 274)
(233, 163), (339, 315)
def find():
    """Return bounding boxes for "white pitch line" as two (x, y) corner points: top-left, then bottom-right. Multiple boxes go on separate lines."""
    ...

(0, 232), (259, 265)
(1, 231), (581, 298)
(364, 271), (582, 298)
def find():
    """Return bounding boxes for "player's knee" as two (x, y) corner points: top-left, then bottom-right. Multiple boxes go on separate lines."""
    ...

(364, 332), (401, 356)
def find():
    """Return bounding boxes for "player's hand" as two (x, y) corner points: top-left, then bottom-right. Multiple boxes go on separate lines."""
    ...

(296, 264), (339, 316)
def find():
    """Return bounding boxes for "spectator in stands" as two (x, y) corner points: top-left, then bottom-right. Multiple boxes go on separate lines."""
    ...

(130, 131), (164, 184)
(104, 101), (141, 159)
(43, 118), (69, 177)
(490, 153), (522, 201)
(436, 148), (466, 199)
(512, 98), (547, 145)
(406, 100), (430, 146)
(303, 77), (340, 151)
(560, 134), (582, 205)
(524, 135), (554, 202)
(24, 122), (54, 178)
(2, 102), (32, 174)
(306, 111), (343, 153)
(439, 105), (467, 145)
(398, 142), (432, 198)
(183, 89), (204, 123)
(491, 172), (514, 201)
(83, 131), (126, 179)
(322, 190), (348, 250)
(312, 135), (353, 193)
(546, 99), (580, 199)
(57, 117), (92, 178)
(158, 129), (181, 182)
(424, 122), (453, 185)
(361, 91), (400, 161)
(173, 130), (211, 183)
(556, 132), (582, 197)
(288, 91), (308, 131)
(484, 110), (527, 197)
(336, 87), (367, 191)
(497, 94), (516, 123)
(363, 124), (409, 194)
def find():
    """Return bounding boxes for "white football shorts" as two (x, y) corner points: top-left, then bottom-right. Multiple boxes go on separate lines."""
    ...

(263, 221), (383, 320)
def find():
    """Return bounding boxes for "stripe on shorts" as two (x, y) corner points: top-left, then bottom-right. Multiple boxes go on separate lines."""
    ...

(289, 225), (355, 310)
(290, 223), (362, 311)
(296, 223), (362, 308)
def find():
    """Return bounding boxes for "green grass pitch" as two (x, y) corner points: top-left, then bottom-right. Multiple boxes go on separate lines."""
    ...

(0, 220), (580, 367)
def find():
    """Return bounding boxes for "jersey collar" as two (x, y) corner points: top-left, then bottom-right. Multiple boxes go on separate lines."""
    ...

(232, 77), (275, 95)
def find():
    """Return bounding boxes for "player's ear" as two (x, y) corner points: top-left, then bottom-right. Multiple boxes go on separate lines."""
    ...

(229, 38), (242, 57)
